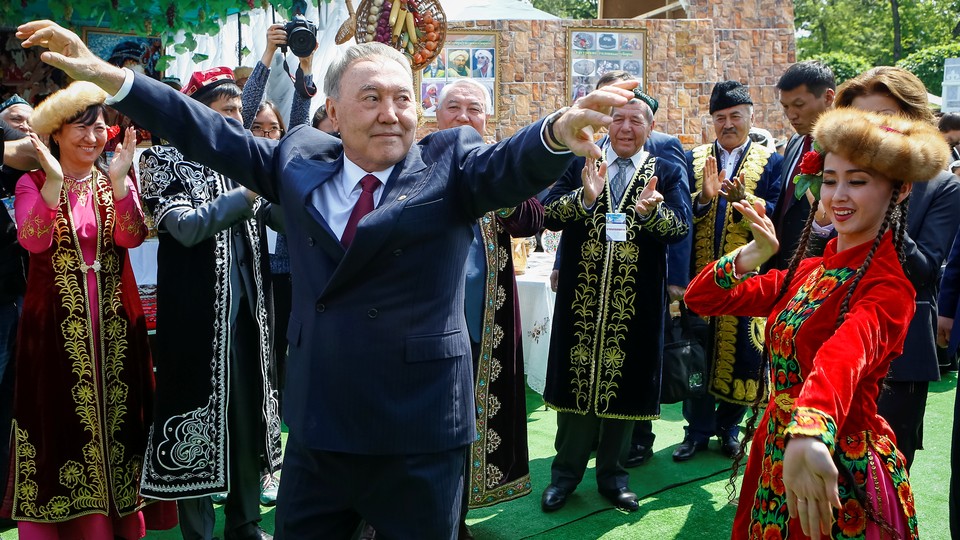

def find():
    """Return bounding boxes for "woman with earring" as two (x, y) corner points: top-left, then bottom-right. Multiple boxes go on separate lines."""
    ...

(11, 81), (154, 539)
(833, 66), (960, 471)
(685, 108), (949, 539)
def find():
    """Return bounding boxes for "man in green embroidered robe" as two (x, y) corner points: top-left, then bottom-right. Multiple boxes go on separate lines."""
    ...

(540, 93), (690, 513)
(674, 80), (783, 462)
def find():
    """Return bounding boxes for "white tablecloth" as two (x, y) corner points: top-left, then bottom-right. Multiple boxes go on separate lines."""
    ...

(516, 252), (557, 395)
(128, 237), (158, 286)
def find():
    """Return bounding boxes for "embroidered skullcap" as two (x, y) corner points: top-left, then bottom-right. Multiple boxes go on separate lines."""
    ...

(182, 66), (236, 102)
(30, 81), (107, 135)
(813, 108), (949, 183)
(0, 94), (29, 114)
(709, 80), (753, 114)
(631, 87), (659, 116)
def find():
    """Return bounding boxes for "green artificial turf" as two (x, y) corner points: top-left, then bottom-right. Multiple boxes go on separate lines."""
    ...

(1, 373), (955, 539)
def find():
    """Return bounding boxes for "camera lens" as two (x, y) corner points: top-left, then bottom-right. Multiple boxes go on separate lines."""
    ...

(288, 25), (316, 58)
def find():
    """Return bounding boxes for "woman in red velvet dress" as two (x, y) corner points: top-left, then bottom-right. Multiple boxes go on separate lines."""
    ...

(10, 81), (155, 539)
(685, 108), (950, 540)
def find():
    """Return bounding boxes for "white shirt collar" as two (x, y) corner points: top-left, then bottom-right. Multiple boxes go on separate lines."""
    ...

(341, 155), (395, 192)
(604, 145), (647, 170)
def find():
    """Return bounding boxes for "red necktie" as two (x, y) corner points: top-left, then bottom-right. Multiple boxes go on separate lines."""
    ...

(341, 174), (381, 248)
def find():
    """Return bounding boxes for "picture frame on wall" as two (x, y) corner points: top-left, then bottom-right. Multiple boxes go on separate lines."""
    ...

(82, 27), (164, 80)
(82, 27), (164, 147)
(418, 31), (499, 121)
(567, 27), (646, 102)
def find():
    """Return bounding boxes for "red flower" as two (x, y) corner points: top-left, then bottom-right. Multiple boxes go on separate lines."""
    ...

(898, 482), (916, 517)
(762, 524), (783, 540)
(837, 499), (865, 536)
(107, 125), (121, 140)
(798, 150), (824, 175)
(770, 461), (785, 495)
(750, 522), (764, 539)
(839, 433), (867, 459)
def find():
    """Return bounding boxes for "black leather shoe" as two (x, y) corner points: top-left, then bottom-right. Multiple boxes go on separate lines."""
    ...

(598, 487), (639, 512)
(624, 444), (654, 468)
(357, 522), (377, 540)
(541, 484), (570, 512)
(672, 438), (708, 462)
(720, 435), (741, 458)
(224, 526), (272, 540)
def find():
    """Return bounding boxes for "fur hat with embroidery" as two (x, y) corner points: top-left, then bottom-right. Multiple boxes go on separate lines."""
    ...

(30, 81), (108, 135)
(813, 108), (949, 183)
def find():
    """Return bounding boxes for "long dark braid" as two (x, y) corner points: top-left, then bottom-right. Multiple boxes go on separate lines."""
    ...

(726, 198), (822, 500)
(833, 184), (901, 328)
(828, 185), (904, 539)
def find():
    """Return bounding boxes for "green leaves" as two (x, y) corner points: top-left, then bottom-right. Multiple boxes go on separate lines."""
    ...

(793, 173), (821, 202)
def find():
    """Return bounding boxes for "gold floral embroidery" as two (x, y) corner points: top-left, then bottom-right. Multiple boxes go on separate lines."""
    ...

(18, 207), (55, 241)
(116, 210), (146, 239)
(692, 143), (774, 405)
(13, 171), (140, 521)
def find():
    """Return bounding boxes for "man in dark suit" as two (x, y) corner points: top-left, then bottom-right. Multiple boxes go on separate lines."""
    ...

(940, 112), (960, 163)
(18, 20), (636, 540)
(768, 61), (836, 270)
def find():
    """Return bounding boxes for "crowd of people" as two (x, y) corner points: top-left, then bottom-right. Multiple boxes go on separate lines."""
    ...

(0, 16), (959, 540)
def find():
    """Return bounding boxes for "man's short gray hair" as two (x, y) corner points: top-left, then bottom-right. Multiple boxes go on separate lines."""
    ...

(437, 79), (491, 113)
(323, 42), (412, 99)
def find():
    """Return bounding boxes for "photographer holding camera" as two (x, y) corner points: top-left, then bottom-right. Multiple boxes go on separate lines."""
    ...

(240, 22), (317, 132)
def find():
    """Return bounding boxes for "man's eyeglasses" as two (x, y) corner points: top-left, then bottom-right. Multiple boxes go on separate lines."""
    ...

(251, 127), (282, 137)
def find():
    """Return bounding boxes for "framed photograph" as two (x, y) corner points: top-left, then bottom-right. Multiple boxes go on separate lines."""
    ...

(82, 28), (164, 147)
(566, 27), (647, 102)
(0, 28), (69, 107)
(82, 28), (164, 80)
(418, 31), (499, 120)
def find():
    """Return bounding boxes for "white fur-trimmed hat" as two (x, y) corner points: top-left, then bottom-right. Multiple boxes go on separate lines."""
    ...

(30, 81), (108, 135)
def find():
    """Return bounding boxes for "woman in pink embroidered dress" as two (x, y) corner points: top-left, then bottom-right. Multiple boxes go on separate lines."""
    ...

(8, 81), (155, 539)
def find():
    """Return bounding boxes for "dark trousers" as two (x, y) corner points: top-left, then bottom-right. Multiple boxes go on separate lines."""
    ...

(551, 411), (634, 492)
(178, 307), (264, 540)
(682, 392), (747, 443)
(630, 419), (655, 448)
(275, 433), (466, 540)
(877, 380), (928, 470)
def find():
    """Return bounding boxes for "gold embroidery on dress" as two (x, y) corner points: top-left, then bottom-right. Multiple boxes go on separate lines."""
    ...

(13, 170), (141, 521)
(692, 143), (773, 405)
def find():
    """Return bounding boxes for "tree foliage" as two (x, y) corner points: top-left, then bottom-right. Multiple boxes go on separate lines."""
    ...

(530, 0), (597, 19)
(794, 0), (960, 67)
(897, 43), (960, 95)
(808, 52), (872, 84)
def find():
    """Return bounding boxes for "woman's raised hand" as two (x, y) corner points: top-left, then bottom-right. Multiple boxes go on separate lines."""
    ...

(730, 200), (779, 271)
(27, 132), (62, 184)
(108, 126), (135, 198)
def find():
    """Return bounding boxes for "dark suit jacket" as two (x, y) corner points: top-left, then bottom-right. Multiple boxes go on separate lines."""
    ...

(888, 170), (960, 381)
(646, 131), (692, 287)
(769, 134), (815, 270)
(116, 74), (574, 455)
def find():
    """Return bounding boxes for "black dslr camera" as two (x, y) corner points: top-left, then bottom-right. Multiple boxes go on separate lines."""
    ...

(283, 17), (318, 58)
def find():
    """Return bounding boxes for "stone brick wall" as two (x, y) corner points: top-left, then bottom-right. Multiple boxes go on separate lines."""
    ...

(417, 0), (798, 149)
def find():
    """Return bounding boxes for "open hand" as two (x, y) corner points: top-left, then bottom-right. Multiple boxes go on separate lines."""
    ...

(108, 126), (136, 194)
(581, 159), (606, 208)
(783, 437), (841, 540)
(17, 20), (125, 94)
(635, 176), (663, 218)
(699, 155), (723, 204)
(27, 132), (62, 184)
(552, 80), (637, 159)
(730, 200), (779, 271)
(720, 172), (746, 203)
